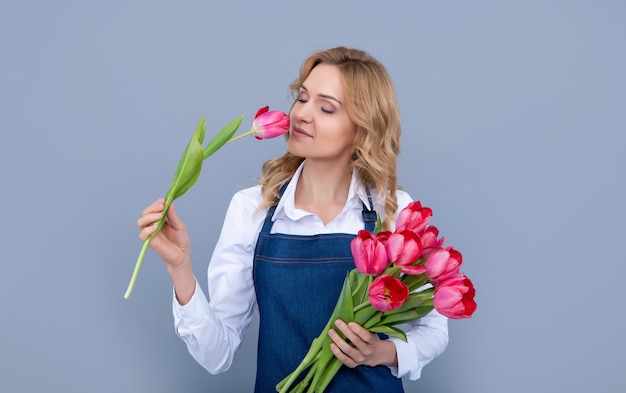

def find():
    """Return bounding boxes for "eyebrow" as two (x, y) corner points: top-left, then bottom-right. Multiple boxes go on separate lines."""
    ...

(300, 85), (343, 106)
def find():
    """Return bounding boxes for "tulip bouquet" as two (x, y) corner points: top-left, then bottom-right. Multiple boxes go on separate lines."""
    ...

(277, 201), (477, 393)
(124, 106), (289, 299)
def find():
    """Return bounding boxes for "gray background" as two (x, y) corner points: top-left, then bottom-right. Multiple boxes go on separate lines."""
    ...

(1, 1), (624, 392)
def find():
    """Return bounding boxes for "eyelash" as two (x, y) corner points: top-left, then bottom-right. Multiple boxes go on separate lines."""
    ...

(296, 97), (335, 115)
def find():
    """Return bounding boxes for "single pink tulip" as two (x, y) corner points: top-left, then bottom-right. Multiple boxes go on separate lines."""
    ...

(350, 230), (388, 275)
(433, 274), (477, 319)
(368, 274), (409, 312)
(421, 247), (462, 283)
(378, 231), (426, 274)
(251, 106), (290, 140)
(395, 201), (433, 234)
(420, 226), (445, 248)
(381, 230), (422, 267)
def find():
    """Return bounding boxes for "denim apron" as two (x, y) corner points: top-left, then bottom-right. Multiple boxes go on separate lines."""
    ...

(253, 184), (404, 393)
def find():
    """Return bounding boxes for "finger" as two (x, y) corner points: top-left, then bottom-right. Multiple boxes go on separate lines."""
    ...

(138, 223), (158, 241)
(329, 342), (357, 368)
(141, 198), (166, 216)
(137, 212), (164, 229)
(346, 321), (377, 344)
(165, 202), (186, 230)
(334, 320), (365, 347)
(328, 328), (359, 360)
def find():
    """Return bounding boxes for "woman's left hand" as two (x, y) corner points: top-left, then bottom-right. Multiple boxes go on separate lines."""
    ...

(328, 319), (398, 368)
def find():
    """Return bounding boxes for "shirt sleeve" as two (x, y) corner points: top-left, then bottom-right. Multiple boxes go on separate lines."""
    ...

(387, 309), (449, 380)
(172, 187), (264, 374)
(386, 191), (450, 380)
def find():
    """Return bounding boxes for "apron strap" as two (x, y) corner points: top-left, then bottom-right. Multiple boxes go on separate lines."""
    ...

(362, 187), (377, 233)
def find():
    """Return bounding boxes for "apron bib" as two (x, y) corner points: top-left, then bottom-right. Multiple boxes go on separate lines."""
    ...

(253, 184), (404, 393)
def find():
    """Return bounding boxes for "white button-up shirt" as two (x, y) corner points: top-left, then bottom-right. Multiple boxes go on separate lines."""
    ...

(173, 162), (449, 381)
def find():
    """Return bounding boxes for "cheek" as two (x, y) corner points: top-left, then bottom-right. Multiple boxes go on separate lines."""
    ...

(342, 121), (357, 143)
(288, 108), (296, 124)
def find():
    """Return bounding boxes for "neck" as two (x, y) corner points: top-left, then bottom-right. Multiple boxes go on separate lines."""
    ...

(295, 159), (353, 211)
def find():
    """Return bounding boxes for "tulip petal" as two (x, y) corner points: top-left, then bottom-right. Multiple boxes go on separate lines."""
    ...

(385, 233), (405, 262)
(384, 230), (422, 267)
(252, 109), (290, 140)
(424, 248), (450, 279)
(254, 105), (269, 118)
(433, 274), (477, 319)
(350, 230), (388, 275)
(395, 201), (432, 234)
(400, 265), (427, 275)
(368, 274), (409, 312)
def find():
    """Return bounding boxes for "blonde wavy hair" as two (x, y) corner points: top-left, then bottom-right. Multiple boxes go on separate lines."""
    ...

(258, 46), (402, 230)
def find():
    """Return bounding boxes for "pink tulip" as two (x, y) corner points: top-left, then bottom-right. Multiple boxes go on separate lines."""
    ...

(368, 274), (409, 312)
(381, 230), (422, 267)
(420, 226), (445, 248)
(422, 247), (462, 283)
(251, 106), (290, 140)
(350, 230), (388, 275)
(433, 274), (477, 319)
(395, 201), (433, 234)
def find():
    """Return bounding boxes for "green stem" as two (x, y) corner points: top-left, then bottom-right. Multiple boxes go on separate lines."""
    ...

(363, 311), (382, 330)
(308, 344), (339, 392)
(277, 335), (324, 393)
(123, 197), (172, 299)
(225, 128), (254, 143)
(352, 301), (369, 313)
(314, 358), (343, 393)
(288, 359), (320, 393)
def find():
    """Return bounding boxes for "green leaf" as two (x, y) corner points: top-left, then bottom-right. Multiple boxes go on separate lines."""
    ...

(336, 274), (356, 323)
(413, 305), (435, 316)
(203, 115), (244, 159)
(173, 118), (205, 184)
(169, 135), (204, 200)
(359, 306), (381, 329)
(402, 273), (430, 292)
(349, 269), (369, 306)
(374, 215), (383, 234)
(163, 117), (206, 201)
(383, 265), (402, 278)
(194, 115), (206, 144)
(368, 325), (407, 342)
(380, 309), (422, 326)
(308, 275), (355, 390)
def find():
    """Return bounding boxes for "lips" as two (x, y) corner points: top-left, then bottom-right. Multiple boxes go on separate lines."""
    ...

(292, 125), (313, 138)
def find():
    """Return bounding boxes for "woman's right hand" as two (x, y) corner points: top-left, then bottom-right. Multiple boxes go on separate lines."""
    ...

(137, 198), (190, 269)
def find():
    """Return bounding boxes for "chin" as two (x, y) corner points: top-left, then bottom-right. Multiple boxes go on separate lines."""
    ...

(286, 142), (306, 158)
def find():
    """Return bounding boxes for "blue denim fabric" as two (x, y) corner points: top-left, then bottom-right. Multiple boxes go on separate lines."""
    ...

(252, 185), (404, 393)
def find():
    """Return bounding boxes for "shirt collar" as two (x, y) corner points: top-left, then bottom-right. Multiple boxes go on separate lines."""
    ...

(272, 161), (374, 221)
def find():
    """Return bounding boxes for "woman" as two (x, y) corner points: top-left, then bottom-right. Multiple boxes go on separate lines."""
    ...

(137, 46), (449, 392)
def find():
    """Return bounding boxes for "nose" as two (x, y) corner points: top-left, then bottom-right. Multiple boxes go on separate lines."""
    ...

(292, 101), (312, 123)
